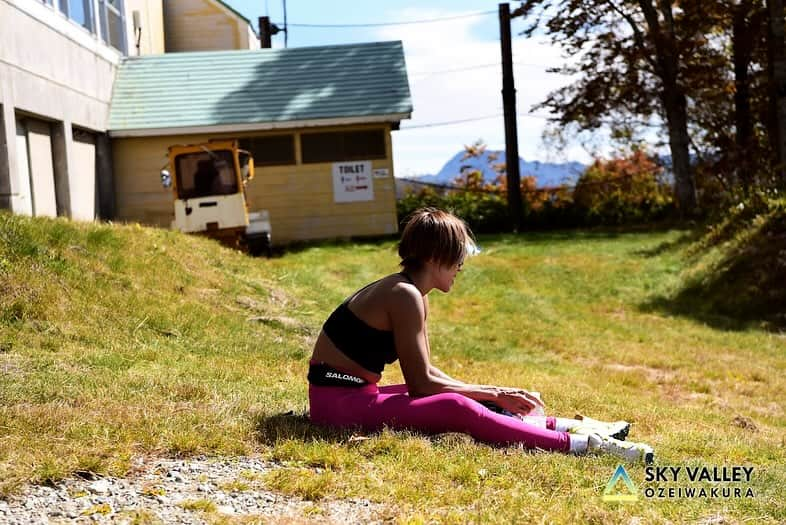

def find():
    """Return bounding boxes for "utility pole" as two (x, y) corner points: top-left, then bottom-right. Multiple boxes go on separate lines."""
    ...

(259, 16), (272, 48)
(499, 3), (524, 232)
(259, 16), (286, 49)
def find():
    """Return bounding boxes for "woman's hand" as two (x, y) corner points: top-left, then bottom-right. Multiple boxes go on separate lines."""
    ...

(491, 388), (545, 415)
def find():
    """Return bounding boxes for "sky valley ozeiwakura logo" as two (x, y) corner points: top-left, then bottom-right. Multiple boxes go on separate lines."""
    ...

(602, 465), (638, 502)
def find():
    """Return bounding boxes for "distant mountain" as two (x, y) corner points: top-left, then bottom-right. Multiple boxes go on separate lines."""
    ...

(414, 150), (586, 188)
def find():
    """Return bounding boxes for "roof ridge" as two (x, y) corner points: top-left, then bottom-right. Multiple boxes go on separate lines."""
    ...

(110, 40), (411, 133)
(121, 40), (404, 63)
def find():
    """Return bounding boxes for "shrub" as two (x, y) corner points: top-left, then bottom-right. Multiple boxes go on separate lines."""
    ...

(572, 149), (674, 225)
(396, 177), (509, 234)
(397, 144), (676, 231)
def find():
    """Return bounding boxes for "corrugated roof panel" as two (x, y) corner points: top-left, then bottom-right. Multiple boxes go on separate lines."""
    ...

(108, 41), (412, 133)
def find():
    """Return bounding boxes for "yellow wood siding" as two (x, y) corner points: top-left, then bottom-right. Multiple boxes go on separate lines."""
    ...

(112, 135), (181, 227)
(125, 0), (166, 55)
(164, 0), (246, 52)
(111, 124), (399, 244)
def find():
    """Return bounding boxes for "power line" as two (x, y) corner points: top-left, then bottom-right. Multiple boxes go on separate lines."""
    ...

(281, 10), (495, 28)
(398, 169), (654, 196)
(398, 178), (573, 196)
(400, 113), (552, 130)
(410, 63), (499, 76)
(401, 114), (502, 129)
(410, 61), (556, 78)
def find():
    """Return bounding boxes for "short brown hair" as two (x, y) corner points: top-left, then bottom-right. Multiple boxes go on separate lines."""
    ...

(398, 208), (476, 270)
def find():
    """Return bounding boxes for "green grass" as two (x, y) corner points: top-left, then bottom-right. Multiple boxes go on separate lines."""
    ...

(646, 199), (786, 329)
(180, 498), (218, 513)
(1, 211), (784, 523)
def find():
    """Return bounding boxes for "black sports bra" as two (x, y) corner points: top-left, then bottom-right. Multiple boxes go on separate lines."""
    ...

(321, 273), (414, 374)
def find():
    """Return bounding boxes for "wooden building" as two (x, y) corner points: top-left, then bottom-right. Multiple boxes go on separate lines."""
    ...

(108, 41), (412, 243)
(164, 0), (258, 52)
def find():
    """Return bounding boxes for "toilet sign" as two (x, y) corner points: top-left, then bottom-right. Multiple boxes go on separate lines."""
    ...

(332, 161), (374, 202)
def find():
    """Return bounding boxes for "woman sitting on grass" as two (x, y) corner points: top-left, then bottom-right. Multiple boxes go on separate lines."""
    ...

(308, 207), (654, 463)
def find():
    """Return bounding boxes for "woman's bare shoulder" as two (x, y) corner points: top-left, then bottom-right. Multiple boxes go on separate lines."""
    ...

(353, 273), (418, 309)
(386, 275), (424, 316)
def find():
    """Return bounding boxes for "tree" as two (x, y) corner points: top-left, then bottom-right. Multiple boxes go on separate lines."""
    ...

(519, 0), (704, 215)
(732, 1), (760, 185)
(767, 0), (786, 181)
(676, 1), (768, 193)
(688, 0), (785, 191)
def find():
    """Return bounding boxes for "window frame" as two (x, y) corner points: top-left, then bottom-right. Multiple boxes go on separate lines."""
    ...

(174, 149), (240, 200)
(42, 0), (127, 55)
(99, 0), (128, 54)
(65, 0), (96, 32)
(300, 129), (387, 164)
(238, 134), (297, 167)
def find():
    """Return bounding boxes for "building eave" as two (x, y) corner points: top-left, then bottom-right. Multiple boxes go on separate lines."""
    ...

(108, 112), (412, 137)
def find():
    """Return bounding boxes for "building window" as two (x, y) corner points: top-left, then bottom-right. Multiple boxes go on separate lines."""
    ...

(67, 0), (94, 31)
(49, 0), (94, 32)
(44, 0), (126, 54)
(238, 135), (296, 166)
(99, 0), (127, 54)
(53, 1), (68, 17)
(175, 150), (239, 200)
(301, 130), (387, 164)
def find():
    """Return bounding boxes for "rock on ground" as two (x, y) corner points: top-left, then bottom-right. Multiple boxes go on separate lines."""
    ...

(0, 456), (388, 524)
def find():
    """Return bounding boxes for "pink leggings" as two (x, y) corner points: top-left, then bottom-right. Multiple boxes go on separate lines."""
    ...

(309, 383), (571, 452)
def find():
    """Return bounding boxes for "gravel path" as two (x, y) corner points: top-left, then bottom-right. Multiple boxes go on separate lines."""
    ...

(0, 456), (388, 524)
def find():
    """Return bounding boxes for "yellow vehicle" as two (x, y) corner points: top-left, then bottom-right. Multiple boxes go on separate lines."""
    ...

(160, 140), (272, 255)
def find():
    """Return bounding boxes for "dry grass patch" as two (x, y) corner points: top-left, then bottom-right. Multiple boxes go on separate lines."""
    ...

(1, 214), (784, 522)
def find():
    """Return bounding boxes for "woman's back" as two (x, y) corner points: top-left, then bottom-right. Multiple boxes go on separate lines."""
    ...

(311, 273), (419, 380)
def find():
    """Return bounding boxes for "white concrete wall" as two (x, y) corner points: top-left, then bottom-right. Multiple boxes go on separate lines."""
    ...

(0, 0), (123, 218)
(0, 1), (119, 134)
(70, 129), (98, 221)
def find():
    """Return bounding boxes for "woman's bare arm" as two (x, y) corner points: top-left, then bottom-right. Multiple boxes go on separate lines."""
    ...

(390, 284), (543, 414)
(421, 296), (466, 386)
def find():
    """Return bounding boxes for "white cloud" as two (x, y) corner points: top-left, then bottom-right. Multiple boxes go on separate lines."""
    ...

(374, 8), (595, 177)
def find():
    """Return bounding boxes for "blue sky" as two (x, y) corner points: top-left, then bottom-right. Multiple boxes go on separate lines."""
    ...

(223, 0), (593, 176)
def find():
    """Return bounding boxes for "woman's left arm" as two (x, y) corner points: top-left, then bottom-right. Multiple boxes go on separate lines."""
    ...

(422, 296), (464, 384)
(421, 298), (543, 409)
(420, 296), (536, 397)
(428, 365), (541, 411)
(429, 364), (461, 383)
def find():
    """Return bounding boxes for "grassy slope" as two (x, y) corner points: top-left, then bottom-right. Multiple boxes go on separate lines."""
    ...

(647, 200), (786, 329)
(0, 212), (784, 523)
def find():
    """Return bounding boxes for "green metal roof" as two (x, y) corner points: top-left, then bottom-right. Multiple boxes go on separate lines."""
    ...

(108, 41), (412, 135)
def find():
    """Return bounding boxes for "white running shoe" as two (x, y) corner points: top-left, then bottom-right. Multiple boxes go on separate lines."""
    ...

(587, 433), (654, 464)
(569, 414), (630, 440)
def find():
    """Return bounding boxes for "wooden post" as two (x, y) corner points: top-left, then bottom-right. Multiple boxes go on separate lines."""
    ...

(499, 3), (523, 232)
(259, 16), (272, 48)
